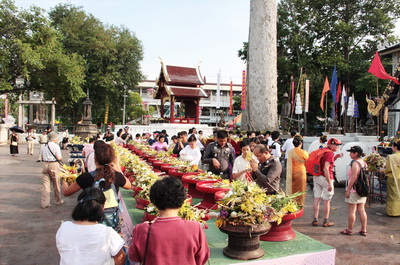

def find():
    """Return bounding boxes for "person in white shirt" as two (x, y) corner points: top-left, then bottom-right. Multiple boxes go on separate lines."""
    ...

(270, 131), (282, 158)
(282, 131), (297, 159)
(56, 187), (126, 265)
(232, 140), (258, 181)
(26, 128), (36, 155)
(179, 135), (202, 165)
(37, 130), (48, 162)
(40, 132), (63, 208)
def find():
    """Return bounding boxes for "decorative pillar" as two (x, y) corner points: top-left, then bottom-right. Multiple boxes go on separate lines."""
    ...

(170, 96), (175, 123)
(195, 99), (200, 124)
(160, 96), (165, 118)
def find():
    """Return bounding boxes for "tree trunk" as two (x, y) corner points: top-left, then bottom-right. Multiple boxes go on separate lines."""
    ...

(242, 0), (278, 131)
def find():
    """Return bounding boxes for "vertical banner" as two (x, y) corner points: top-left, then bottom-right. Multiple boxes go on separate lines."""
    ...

(216, 70), (221, 109)
(241, 70), (246, 110)
(299, 74), (306, 106)
(291, 76), (295, 114)
(305, 79), (309, 112)
(4, 93), (8, 117)
(229, 81), (233, 115)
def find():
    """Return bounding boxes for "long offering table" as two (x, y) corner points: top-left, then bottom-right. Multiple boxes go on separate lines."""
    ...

(120, 189), (336, 265)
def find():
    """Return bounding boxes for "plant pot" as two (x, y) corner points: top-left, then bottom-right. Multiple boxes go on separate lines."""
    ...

(219, 223), (271, 260)
(260, 208), (304, 242)
(196, 181), (230, 210)
(136, 197), (150, 210)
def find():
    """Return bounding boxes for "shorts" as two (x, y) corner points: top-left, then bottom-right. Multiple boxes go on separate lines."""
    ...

(313, 176), (334, 201)
(345, 191), (367, 204)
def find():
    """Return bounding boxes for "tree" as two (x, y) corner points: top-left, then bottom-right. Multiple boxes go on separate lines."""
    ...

(0, 0), (86, 117)
(49, 4), (144, 126)
(239, 0), (400, 131)
(242, 0), (278, 131)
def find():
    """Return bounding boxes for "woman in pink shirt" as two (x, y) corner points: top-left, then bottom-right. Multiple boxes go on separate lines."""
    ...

(341, 146), (368, 236)
(151, 135), (169, 151)
(129, 177), (210, 265)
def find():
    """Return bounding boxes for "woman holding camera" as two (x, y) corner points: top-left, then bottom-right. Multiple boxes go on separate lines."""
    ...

(56, 187), (126, 265)
(62, 144), (131, 229)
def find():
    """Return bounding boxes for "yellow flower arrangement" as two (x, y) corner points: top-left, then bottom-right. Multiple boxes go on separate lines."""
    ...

(58, 164), (79, 185)
(216, 181), (303, 228)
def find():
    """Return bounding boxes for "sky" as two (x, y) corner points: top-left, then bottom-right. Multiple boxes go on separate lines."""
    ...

(13, 0), (250, 84)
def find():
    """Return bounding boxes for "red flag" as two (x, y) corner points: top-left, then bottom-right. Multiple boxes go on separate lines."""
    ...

(336, 81), (341, 103)
(229, 81), (233, 115)
(290, 76), (295, 114)
(320, 77), (330, 111)
(368, 52), (400, 85)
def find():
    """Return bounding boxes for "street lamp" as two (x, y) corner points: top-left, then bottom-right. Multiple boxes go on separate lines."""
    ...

(122, 85), (127, 125)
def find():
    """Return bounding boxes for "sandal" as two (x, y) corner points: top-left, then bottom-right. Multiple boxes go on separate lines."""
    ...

(312, 220), (319, 226)
(322, 221), (335, 227)
(359, 231), (367, 236)
(340, 229), (353, 235)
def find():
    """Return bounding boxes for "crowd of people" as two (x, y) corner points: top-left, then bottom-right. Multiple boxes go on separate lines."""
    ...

(6, 125), (400, 264)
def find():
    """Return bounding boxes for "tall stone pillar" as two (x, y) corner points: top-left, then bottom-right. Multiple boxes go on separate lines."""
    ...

(242, 0), (278, 131)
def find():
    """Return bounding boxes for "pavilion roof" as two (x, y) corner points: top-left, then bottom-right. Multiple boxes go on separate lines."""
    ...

(159, 62), (205, 86)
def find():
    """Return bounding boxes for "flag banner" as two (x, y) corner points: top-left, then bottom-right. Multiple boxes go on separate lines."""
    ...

(241, 70), (246, 110)
(347, 95), (354, 117)
(291, 76), (295, 114)
(330, 65), (338, 102)
(216, 70), (221, 109)
(368, 52), (400, 85)
(299, 74), (306, 106)
(295, 93), (302, 114)
(320, 77), (330, 111)
(341, 84), (347, 115)
(354, 100), (359, 118)
(305, 79), (310, 112)
(336, 81), (342, 104)
(229, 81), (233, 115)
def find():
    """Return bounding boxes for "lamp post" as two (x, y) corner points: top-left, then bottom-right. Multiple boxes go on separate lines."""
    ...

(15, 77), (25, 128)
(122, 85), (127, 125)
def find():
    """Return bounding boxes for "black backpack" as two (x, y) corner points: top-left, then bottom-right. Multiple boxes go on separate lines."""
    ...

(352, 161), (370, 197)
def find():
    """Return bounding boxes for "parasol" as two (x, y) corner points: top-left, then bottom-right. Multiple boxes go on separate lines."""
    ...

(9, 125), (24, 133)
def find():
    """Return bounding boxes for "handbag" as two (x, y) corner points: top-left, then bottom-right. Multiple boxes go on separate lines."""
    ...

(104, 227), (115, 265)
(11, 141), (18, 146)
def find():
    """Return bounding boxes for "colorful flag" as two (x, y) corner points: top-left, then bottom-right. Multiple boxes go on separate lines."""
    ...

(305, 79), (310, 113)
(320, 77), (330, 111)
(229, 81), (233, 115)
(368, 52), (400, 85)
(330, 65), (338, 102)
(354, 100), (359, 118)
(241, 70), (246, 110)
(336, 81), (342, 104)
(340, 84), (347, 115)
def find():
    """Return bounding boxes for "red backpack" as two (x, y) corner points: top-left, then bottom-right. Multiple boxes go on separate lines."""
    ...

(306, 148), (333, 176)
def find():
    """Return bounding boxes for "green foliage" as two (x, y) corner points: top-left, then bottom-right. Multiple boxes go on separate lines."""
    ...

(49, 3), (144, 126)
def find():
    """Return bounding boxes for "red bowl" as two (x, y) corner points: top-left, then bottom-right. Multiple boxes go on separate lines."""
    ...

(182, 173), (216, 184)
(196, 181), (230, 194)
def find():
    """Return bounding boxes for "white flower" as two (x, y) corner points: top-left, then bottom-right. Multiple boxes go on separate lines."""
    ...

(230, 211), (238, 218)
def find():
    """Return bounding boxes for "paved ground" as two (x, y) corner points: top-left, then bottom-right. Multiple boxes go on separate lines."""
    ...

(0, 144), (399, 265)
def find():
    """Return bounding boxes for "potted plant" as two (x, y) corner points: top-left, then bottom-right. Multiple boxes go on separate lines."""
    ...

(215, 181), (272, 260)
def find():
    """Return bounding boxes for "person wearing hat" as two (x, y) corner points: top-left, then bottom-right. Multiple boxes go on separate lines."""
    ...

(341, 146), (368, 236)
(312, 138), (343, 227)
(40, 131), (63, 208)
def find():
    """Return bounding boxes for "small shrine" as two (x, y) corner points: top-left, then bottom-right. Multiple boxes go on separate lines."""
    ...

(74, 96), (98, 138)
(154, 61), (208, 124)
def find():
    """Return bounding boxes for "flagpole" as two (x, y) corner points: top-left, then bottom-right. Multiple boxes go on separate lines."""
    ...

(376, 78), (379, 97)
(324, 93), (328, 133)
